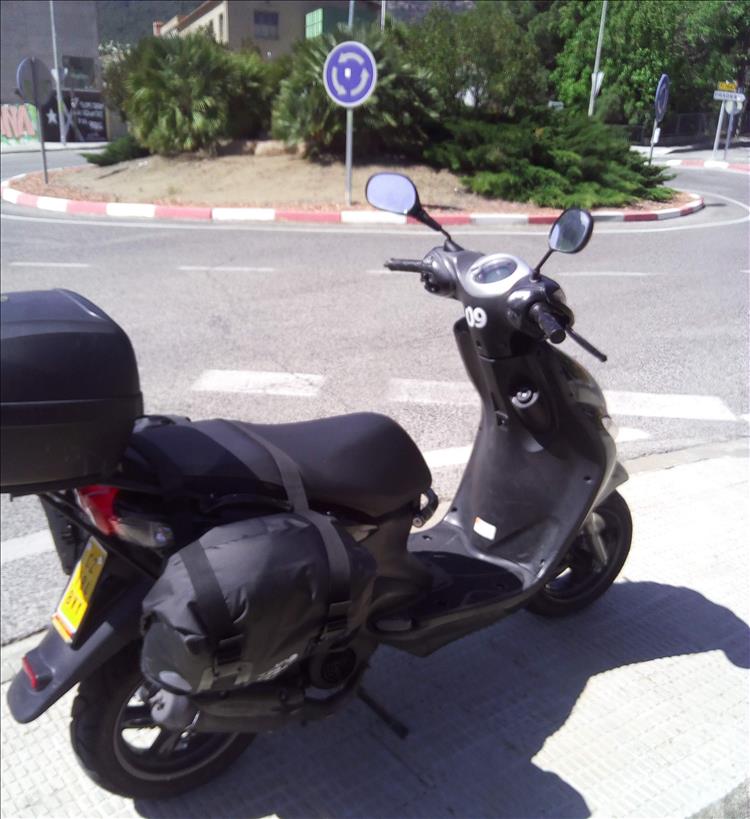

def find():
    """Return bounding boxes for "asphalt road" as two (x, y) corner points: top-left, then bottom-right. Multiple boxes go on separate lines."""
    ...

(0, 160), (748, 643)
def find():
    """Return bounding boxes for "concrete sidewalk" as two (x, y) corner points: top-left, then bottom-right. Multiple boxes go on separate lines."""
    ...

(1, 438), (748, 818)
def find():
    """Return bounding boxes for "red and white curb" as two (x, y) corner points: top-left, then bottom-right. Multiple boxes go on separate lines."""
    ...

(662, 158), (750, 173)
(1, 173), (704, 225)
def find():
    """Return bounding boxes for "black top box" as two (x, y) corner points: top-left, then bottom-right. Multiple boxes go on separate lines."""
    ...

(1, 290), (143, 494)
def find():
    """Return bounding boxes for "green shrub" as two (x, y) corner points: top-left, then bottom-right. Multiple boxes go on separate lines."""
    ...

(123, 33), (274, 156)
(403, 2), (546, 119)
(427, 111), (674, 208)
(224, 49), (274, 139)
(80, 133), (149, 166)
(272, 25), (441, 159)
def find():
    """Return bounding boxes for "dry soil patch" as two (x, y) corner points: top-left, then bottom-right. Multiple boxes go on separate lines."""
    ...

(12, 152), (692, 213)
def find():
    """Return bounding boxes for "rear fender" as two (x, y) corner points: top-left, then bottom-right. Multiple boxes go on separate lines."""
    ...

(7, 581), (150, 723)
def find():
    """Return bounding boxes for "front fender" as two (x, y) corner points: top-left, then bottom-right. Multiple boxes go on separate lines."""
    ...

(7, 581), (150, 723)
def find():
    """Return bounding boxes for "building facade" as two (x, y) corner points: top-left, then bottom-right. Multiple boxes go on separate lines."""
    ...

(154, 0), (379, 58)
(1, 0), (104, 144)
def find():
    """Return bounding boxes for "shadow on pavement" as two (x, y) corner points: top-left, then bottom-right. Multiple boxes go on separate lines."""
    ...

(134, 581), (750, 819)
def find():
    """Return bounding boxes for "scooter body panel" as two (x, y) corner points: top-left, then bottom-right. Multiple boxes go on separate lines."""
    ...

(7, 581), (150, 723)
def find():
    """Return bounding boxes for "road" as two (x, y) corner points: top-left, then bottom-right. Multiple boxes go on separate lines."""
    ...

(0, 162), (748, 643)
(0, 155), (748, 818)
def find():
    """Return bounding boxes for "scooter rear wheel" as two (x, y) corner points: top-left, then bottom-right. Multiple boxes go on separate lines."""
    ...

(70, 643), (254, 799)
(526, 491), (632, 617)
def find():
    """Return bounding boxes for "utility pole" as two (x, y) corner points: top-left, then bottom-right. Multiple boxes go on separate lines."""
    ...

(588, 0), (608, 117)
(49, 0), (66, 145)
(348, 0), (355, 28)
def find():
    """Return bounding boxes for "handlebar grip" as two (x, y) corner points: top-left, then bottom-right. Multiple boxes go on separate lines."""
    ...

(385, 258), (428, 273)
(530, 303), (566, 344)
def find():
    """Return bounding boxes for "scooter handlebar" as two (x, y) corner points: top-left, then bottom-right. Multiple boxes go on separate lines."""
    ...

(529, 303), (566, 344)
(384, 258), (430, 274)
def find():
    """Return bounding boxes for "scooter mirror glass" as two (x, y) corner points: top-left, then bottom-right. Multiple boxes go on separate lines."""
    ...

(366, 173), (419, 215)
(548, 208), (594, 254)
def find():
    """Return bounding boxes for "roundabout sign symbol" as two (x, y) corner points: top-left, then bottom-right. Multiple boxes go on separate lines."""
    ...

(323, 41), (377, 108)
(323, 41), (378, 205)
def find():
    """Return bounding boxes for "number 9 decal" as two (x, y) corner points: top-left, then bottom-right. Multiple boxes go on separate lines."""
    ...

(465, 306), (487, 329)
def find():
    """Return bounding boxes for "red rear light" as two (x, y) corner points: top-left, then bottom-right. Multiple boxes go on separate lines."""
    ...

(21, 654), (51, 690)
(21, 656), (38, 689)
(76, 485), (120, 535)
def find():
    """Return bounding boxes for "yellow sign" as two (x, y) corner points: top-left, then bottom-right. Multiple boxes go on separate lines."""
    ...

(718, 81), (738, 92)
(53, 539), (107, 642)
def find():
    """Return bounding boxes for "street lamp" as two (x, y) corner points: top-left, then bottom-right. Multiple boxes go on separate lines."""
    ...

(588, 0), (608, 117)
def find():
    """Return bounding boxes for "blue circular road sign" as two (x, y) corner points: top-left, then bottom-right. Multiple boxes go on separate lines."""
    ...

(654, 73), (670, 123)
(323, 41), (378, 108)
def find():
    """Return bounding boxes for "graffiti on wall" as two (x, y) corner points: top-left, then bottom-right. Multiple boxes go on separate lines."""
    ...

(1, 103), (39, 144)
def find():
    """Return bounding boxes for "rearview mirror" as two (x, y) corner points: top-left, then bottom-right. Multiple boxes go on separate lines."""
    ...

(365, 173), (419, 215)
(548, 208), (594, 254)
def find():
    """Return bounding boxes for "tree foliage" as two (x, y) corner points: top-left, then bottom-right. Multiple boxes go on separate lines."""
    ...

(552, 0), (750, 126)
(426, 112), (675, 208)
(404, 1), (547, 118)
(123, 33), (274, 155)
(272, 25), (441, 159)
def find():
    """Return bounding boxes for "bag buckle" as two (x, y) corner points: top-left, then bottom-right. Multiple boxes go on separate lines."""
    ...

(319, 600), (350, 640)
(214, 633), (244, 666)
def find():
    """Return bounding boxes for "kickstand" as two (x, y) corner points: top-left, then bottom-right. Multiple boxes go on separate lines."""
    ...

(357, 687), (410, 739)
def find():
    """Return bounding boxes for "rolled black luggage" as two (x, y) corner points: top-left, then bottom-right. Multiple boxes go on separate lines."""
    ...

(141, 513), (376, 694)
(140, 420), (377, 695)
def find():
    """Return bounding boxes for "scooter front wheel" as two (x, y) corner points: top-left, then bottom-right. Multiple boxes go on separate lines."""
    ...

(70, 643), (254, 798)
(526, 491), (632, 617)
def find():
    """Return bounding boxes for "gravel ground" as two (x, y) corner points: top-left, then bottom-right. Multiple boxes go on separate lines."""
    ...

(10, 143), (692, 212)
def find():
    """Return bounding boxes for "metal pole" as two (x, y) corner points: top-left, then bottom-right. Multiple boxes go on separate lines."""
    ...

(345, 108), (353, 206)
(381, 0), (386, 31)
(31, 59), (50, 184)
(49, 0), (66, 146)
(712, 101), (726, 158)
(723, 108), (736, 161)
(345, 1), (354, 205)
(648, 121), (657, 165)
(588, 0), (608, 117)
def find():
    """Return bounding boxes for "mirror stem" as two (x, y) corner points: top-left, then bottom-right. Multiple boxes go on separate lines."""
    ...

(531, 249), (553, 280)
(416, 208), (462, 251)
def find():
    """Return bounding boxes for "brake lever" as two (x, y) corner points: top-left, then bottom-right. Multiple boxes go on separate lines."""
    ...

(566, 327), (608, 362)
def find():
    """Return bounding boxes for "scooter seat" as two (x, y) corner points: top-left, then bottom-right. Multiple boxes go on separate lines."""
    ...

(129, 413), (432, 519)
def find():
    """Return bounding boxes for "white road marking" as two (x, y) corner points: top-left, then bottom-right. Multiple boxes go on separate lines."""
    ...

(615, 426), (651, 442)
(560, 271), (655, 277)
(388, 378), (478, 406)
(9, 261), (91, 268)
(0, 530), (54, 564)
(423, 426), (650, 471)
(424, 445), (473, 469)
(192, 369), (324, 397)
(178, 265), (275, 272)
(387, 379), (738, 422)
(603, 390), (736, 421)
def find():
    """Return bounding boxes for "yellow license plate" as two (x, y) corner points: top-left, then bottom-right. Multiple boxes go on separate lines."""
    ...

(52, 539), (107, 643)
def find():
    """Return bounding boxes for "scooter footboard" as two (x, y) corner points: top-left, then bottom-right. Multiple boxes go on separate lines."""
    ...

(7, 581), (150, 723)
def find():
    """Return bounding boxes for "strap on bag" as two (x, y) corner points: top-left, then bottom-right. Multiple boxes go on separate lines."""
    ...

(188, 420), (352, 644)
(180, 538), (244, 666)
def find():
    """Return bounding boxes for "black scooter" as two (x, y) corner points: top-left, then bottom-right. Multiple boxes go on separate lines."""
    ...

(3, 173), (631, 799)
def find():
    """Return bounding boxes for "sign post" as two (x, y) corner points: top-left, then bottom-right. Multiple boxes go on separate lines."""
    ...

(16, 57), (54, 184)
(322, 41), (378, 206)
(723, 98), (741, 160)
(649, 73), (670, 165)
(712, 87), (745, 158)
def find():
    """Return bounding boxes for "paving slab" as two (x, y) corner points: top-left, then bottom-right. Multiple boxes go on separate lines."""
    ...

(1, 441), (748, 818)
